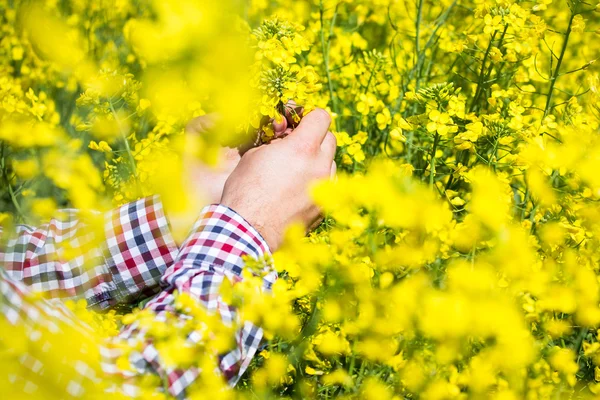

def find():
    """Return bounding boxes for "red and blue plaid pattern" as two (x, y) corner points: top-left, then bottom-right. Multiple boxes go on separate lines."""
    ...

(0, 269), (105, 396)
(1, 195), (178, 309)
(0, 198), (277, 398)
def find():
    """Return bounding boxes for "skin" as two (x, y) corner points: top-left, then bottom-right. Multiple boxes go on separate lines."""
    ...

(184, 114), (240, 205)
(183, 107), (297, 206)
(220, 108), (337, 251)
(182, 107), (336, 251)
(166, 114), (243, 241)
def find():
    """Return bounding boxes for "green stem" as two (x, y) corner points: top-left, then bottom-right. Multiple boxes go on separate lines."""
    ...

(429, 133), (440, 187)
(392, 0), (455, 112)
(405, 0), (425, 164)
(363, 57), (380, 96)
(0, 145), (24, 219)
(480, 25), (508, 104)
(109, 101), (139, 183)
(319, 1), (338, 130)
(414, 0), (424, 90)
(348, 353), (356, 377)
(573, 327), (588, 354)
(520, 187), (530, 221)
(406, 131), (415, 165)
(6, 178), (23, 217)
(469, 30), (497, 112)
(529, 204), (538, 235)
(397, 2), (456, 165)
(543, 13), (575, 118)
(288, 297), (322, 366)
(357, 359), (367, 384)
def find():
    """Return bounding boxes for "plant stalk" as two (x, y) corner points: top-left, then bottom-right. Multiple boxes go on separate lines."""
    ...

(543, 13), (575, 118)
(320, 1), (338, 130)
(429, 133), (440, 187)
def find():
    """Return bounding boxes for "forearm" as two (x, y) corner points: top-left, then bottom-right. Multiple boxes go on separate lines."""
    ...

(106, 204), (277, 397)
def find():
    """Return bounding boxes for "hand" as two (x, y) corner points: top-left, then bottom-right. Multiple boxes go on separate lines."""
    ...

(166, 114), (242, 242)
(220, 108), (337, 251)
(184, 114), (241, 206)
(184, 109), (298, 204)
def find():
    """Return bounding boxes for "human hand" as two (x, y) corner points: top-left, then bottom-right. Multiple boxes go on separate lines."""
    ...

(184, 108), (301, 204)
(220, 108), (337, 251)
(165, 114), (242, 241)
(184, 114), (241, 206)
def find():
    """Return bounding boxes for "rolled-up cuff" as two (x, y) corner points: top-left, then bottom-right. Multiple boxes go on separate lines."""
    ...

(176, 204), (270, 273)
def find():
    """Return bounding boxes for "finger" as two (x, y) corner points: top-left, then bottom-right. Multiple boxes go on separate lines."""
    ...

(292, 108), (331, 147)
(275, 127), (293, 139)
(185, 113), (220, 134)
(272, 115), (288, 136)
(330, 160), (337, 179)
(283, 100), (304, 127)
(307, 212), (324, 232)
(222, 147), (242, 164)
(320, 131), (337, 161)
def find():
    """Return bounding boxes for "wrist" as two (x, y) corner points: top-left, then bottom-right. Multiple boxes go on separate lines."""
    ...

(246, 218), (281, 252)
(218, 200), (280, 252)
(172, 203), (271, 281)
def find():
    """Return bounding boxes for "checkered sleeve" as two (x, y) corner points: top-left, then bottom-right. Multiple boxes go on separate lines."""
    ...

(0, 196), (178, 309)
(106, 204), (277, 398)
(0, 268), (106, 396)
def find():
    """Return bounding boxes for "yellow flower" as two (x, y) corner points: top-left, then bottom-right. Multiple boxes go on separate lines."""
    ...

(29, 198), (57, 220)
(322, 369), (353, 387)
(484, 14), (504, 35)
(11, 46), (24, 60)
(138, 98), (151, 111)
(305, 366), (324, 376)
(361, 377), (393, 400)
(347, 142), (365, 162)
(390, 128), (406, 142)
(0, 212), (11, 225)
(572, 15), (586, 33)
(313, 329), (351, 356)
(426, 110), (458, 137)
(357, 100), (369, 115)
(489, 47), (503, 63)
(89, 140), (113, 152)
(454, 121), (483, 150)
(549, 347), (578, 386)
(376, 108), (391, 130)
(12, 159), (39, 179)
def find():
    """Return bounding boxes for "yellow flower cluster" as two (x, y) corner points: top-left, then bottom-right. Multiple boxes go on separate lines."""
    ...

(2, 0), (600, 399)
(249, 18), (323, 143)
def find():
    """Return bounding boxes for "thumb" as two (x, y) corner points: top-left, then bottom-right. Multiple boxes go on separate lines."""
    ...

(291, 108), (331, 147)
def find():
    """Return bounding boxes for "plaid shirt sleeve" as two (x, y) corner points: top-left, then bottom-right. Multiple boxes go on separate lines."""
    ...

(103, 204), (277, 398)
(0, 268), (105, 396)
(1, 201), (277, 397)
(0, 196), (178, 309)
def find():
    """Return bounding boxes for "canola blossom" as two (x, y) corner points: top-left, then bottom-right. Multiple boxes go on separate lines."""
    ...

(2, 0), (600, 398)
